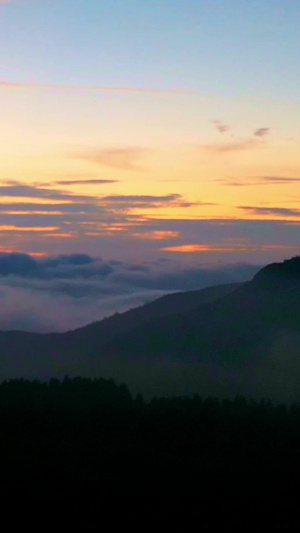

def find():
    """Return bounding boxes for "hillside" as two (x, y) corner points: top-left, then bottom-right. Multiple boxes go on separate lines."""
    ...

(0, 282), (239, 384)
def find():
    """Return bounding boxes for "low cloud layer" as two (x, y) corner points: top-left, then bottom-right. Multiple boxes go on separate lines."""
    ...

(0, 252), (261, 332)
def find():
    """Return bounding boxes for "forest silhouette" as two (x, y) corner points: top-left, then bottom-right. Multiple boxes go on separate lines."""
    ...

(1, 376), (299, 527)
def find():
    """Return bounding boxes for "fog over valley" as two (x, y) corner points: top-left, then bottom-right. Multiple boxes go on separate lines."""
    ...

(0, 252), (260, 331)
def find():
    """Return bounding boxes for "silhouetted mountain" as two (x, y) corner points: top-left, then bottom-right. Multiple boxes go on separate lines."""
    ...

(95, 256), (300, 399)
(0, 257), (300, 401)
(253, 254), (300, 287)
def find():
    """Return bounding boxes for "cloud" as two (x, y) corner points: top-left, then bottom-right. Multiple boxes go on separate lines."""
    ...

(54, 179), (119, 186)
(216, 180), (250, 187)
(100, 194), (209, 211)
(213, 120), (230, 134)
(0, 182), (96, 203)
(0, 252), (107, 280)
(0, 80), (199, 94)
(202, 139), (260, 154)
(0, 253), (38, 276)
(73, 147), (147, 171)
(102, 194), (180, 209)
(104, 194), (180, 203)
(0, 202), (99, 213)
(0, 183), (194, 217)
(254, 127), (270, 137)
(259, 176), (300, 183)
(0, 181), (117, 239)
(239, 206), (300, 217)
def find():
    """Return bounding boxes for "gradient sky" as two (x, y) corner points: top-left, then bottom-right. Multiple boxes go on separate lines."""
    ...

(1, 0), (300, 264)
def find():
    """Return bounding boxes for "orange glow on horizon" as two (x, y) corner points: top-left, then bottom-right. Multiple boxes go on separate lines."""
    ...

(43, 232), (75, 238)
(131, 230), (180, 240)
(0, 198), (78, 205)
(0, 225), (59, 232)
(161, 243), (298, 253)
(27, 251), (48, 256)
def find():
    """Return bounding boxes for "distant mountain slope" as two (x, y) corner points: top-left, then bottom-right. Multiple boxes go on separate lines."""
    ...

(0, 282), (240, 378)
(102, 270), (300, 362)
(64, 282), (241, 345)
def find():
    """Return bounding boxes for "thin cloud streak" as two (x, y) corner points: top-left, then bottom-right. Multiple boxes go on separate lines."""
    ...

(73, 147), (147, 171)
(101, 194), (206, 210)
(103, 194), (181, 203)
(217, 176), (300, 187)
(0, 182), (96, 203)
(0, 202), (99, 213)
(0, 81), (200, 94)
(54, 179), (119, 185)
(202, 139), (261, 154)
(261, 176), (300, 183)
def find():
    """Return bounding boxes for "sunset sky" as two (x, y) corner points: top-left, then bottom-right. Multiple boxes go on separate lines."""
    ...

(1, 0), (300, 269)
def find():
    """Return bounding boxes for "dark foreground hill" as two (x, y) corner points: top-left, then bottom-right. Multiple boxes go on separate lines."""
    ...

(1, 257), (300, 401)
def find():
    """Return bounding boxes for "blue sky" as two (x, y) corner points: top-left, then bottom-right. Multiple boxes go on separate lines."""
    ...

(2, 0), (300, 97)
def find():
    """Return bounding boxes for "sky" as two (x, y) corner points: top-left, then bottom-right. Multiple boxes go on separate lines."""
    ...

(0, 0), (300, 329)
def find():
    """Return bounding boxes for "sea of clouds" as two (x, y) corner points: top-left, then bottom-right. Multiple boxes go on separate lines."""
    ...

(0, 252), (261, 332)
